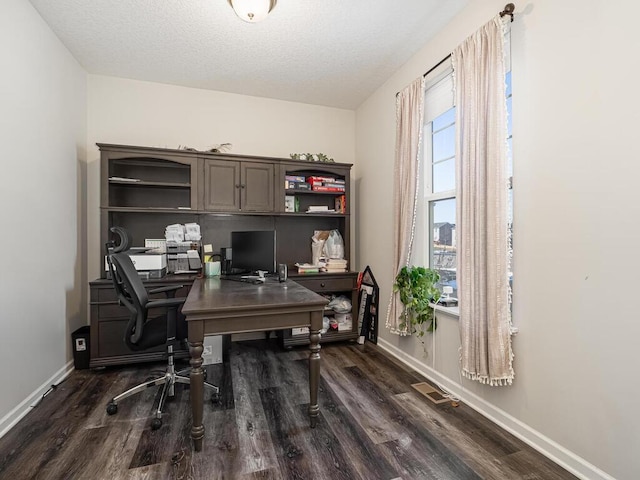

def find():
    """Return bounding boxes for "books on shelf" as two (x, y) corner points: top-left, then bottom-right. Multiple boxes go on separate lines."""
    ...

(334, 194), (346, 213)
(306, 205), (335, 213)
(307, 205), (329, 212)
(285, 175), (305, 182)
(326, 258), (347, 266)
(307, 175), (339, 184)
(306, 176), (346, 193)
(295, 263), (320, 274)
(285, 174), (346, 195)
(311, 185), (345, 193)
(285, 180), (311, 190)
(322, 258), (348, 273)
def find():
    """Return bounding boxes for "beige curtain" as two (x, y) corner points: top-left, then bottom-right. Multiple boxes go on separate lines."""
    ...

(452, 16), (514, 385)
(385, 77), (425, 336)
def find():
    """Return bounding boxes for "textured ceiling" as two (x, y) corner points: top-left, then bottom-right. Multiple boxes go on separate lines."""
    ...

(28, 0), (469, 109)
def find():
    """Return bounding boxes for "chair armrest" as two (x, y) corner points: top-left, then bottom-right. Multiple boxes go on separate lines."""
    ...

(148, 285), (184, 295)
(146, 297), (186, 310)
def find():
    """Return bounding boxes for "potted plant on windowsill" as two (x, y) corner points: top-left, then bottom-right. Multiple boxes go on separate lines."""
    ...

(393, 266), (441, 336)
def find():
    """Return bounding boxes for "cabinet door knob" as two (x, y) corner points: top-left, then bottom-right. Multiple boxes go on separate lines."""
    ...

(241, 184), (246, 189)
(320, 282), (325, 288)
(235, 184), (241, 188)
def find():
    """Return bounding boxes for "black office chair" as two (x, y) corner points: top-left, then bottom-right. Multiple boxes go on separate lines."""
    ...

(105, 227), (219, 430)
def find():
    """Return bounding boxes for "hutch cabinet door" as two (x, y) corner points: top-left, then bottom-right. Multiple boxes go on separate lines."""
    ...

(204, 159), (241, 211)
(241, 161), (274, 212)
(204, 159), (274, 212)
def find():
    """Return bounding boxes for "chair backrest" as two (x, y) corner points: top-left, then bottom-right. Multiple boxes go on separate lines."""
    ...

(110, 252), (151, 348)
(109, 226), (132, 254)
(105, 226), (150, 349)
(105, 225), (135, 319)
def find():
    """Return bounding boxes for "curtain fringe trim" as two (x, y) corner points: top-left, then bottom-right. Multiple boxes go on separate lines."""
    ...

(458, 339), (516, 387)
(387, 326), (411, 336)
(461, 369), (514, 386)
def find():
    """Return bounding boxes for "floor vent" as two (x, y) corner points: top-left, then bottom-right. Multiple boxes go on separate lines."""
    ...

(411, 382), (451, 405)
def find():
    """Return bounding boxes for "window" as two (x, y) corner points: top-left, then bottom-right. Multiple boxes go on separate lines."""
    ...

(419, 64), (457, 298)
(506, 69), (513, 298)
(418, 42), (512, 303)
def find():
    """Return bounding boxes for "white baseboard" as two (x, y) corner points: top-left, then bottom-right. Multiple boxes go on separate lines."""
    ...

(377, 338), (615, 480)
(0, 360), (75, 439)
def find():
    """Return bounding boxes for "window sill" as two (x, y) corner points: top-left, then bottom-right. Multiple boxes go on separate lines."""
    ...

(431, 303), (459, 318)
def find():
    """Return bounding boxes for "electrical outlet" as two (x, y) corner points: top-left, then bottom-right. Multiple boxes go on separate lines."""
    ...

(203, 345), (213, 356)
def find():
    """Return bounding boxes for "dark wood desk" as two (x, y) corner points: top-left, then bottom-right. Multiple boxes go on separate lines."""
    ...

(182, 277), (328, 451)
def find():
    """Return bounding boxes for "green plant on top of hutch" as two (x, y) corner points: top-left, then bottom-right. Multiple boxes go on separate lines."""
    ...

(393, 266), (441, 336)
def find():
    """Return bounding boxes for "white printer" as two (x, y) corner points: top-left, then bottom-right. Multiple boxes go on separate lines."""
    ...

(105, 249), (167, 279)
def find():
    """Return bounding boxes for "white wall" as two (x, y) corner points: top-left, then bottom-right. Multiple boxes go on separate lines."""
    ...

(356, 1), (640, 479)
(6, 0), (636, 476)
(86, 75), (356, 282)
(0, 0), (87, 432)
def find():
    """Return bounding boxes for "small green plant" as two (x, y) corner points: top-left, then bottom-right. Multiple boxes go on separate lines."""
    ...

(393, 266), (441, 336)
(290, 152), (335, 162)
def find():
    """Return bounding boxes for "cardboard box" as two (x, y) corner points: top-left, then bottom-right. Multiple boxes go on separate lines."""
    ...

(202, 335), (223, 365)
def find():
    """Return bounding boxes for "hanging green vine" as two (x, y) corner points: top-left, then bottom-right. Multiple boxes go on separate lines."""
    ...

(393, 266), (441, 335)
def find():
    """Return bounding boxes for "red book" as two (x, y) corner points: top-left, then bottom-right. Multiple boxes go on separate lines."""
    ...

(312, 185), (345, 192)
(307, 175), (336, 184)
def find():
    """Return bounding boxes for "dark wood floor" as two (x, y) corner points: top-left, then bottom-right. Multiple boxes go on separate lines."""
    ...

(0, 340), (576, 480)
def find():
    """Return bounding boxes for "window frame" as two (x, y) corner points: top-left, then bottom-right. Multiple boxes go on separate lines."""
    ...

(420, 64), (457, 298)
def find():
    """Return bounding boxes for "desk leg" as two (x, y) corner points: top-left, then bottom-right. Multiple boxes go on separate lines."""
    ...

(189, 321), (205, 452)
(308, 310), (322, 428)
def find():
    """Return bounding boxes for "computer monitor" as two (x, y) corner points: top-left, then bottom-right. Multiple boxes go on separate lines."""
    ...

(230, 230), (276, 274)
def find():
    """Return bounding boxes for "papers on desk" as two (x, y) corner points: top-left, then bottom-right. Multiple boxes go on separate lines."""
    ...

(166, 224), (184, 242)
(184, 223), (201, 241)
(165, 223), (201, 242)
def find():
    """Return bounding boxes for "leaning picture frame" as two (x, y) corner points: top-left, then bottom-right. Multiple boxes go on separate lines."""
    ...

(357, 265), (379, 344)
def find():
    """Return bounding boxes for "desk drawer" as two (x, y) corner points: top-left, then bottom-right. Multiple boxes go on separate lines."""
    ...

(96, 284), (191, 302)
(294, 276), (354, 293)
(89, 278), (193, 367)
(97, 303), (178, 320)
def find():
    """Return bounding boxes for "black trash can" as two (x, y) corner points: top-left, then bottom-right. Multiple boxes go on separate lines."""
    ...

(72, 326), (91, 369)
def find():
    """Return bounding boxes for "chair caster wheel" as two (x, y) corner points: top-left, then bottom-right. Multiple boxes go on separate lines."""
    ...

(210, 392), (220, 404)
(151, 418), (162, 430)
(106, 402), (118, 415)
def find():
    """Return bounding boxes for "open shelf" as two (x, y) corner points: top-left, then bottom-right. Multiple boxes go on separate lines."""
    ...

(109, 179), (191, 188)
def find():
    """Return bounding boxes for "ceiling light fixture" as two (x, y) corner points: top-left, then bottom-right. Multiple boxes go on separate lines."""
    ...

(228, 0), (277, 23)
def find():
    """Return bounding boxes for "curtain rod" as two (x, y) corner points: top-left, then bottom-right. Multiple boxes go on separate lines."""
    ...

(396, 3), (515, 97)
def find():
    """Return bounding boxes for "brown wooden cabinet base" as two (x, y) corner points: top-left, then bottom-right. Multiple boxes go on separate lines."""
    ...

(89, 276), (195, 368)
(279, 272), (360, 348)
